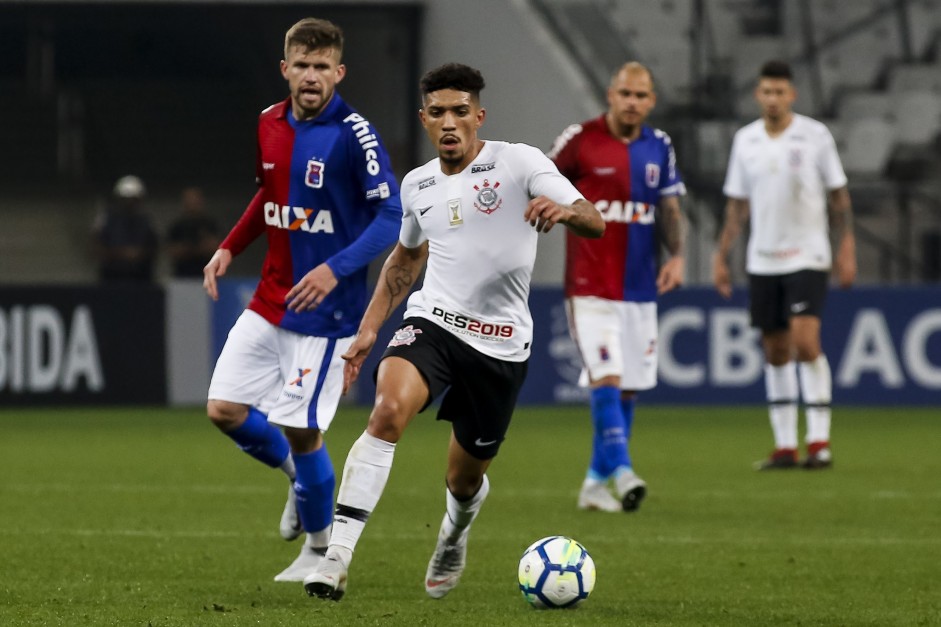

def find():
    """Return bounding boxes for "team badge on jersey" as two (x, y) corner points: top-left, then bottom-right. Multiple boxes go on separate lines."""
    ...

(645, 163), (660, 188)
(789, 148), (802, 167)
(473, 179), (502, 214)
(305, 160), (325, 189)
(448, 199), (464, 226)
(388, 325), (423, 347)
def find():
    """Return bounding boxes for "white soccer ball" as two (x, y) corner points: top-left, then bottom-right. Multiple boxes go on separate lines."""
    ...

(517, 535), (596, 609)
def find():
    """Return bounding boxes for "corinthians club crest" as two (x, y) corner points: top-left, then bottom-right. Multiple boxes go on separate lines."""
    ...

(473, 179), (502, 214)
(388, 325), (423, 347)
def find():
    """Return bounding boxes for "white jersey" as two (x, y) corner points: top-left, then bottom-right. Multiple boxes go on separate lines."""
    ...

(723, 113), (847, 275)
(399, 140), (584, 361)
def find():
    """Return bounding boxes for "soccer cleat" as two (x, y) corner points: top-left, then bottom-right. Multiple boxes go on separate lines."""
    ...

(754, 448), (798, 470)
(279, 483), (303, 541)
(424, 521), (468, 599)
(304, 555), (348, 601)
(801, 442), (833, 469)
(273, 543), (326, 582)
(577, 480), (622, 513)
(615, 471), (647, 512)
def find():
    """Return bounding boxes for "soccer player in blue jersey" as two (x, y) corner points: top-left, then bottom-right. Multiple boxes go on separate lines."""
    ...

(549, 62), (687, 513)
(201, 17), (402, 582)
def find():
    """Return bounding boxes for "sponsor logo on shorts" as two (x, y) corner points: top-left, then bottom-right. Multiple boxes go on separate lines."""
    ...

(388, 325), (423, 347)
(599, 346), (610, 362)
(431, 307), (513, 341)
(474, 437), (497, 447)
(289, 368), (312, 387)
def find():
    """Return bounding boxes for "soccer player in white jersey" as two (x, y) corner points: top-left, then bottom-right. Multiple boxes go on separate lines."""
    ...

(303, 63), (604, 601)
(714, 60), (856, 470)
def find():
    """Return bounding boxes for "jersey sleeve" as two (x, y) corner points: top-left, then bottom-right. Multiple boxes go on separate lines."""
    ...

(659, 133), (687, 197)
(817, 126), (849, 190)
(344, 116), (401, 207)
(547, 123), (583, 179)
(398, 175), (427, 249)
(722, 131), (749, 199)
(518, 144), (584, 206)
(220, 188), (265, 256)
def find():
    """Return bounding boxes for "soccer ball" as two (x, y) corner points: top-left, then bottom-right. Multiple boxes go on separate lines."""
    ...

(517, 535), (596, 609)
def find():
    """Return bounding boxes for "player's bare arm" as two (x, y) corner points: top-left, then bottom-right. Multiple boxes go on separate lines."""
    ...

(828, 186), (857, 288)
(341, 241), (429, 393)
(524, 197), (604, 237)
(285, 263), (339, 312)
(713, 197), (750, 299)
(656, 195), (686, 294)
(203, 248), (233, 301)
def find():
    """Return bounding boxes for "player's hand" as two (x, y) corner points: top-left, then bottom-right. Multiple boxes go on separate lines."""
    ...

(286, 263), (338, 312)
(524, 195), (567, 233)
(657, 256), (685, 294)
(713, 255), (732, 299)
(341, 328), (378, 395)
(203, 249), (233, 301)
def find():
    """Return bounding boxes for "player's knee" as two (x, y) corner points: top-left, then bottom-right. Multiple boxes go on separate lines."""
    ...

(446, 471), (485, 500)
(207, 399), (247, 432)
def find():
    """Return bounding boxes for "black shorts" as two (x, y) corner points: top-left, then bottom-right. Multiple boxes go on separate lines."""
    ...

(748, 270), (829, 332)
(376, 317), (528, 460)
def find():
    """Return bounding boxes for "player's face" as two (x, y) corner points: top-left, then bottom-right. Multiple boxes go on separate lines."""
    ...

(419, 89), (485, 173)
(606, 69), (656, 135)
(755, 77), (795, 122)
(280, 45), (346, 121)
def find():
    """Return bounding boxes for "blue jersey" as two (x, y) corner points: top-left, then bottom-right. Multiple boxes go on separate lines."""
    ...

(222, 94), (402, 337)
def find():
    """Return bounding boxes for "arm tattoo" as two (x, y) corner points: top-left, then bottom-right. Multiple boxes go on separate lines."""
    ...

(659, 198), (684, 256)
(382, 263), (413, 320)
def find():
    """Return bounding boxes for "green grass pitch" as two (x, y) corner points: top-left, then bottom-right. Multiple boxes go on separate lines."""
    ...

(1, 405), (939, 626)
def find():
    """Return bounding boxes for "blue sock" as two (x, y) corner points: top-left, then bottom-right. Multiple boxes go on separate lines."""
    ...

(225, 407), (290, 468)
(618, 396), (636, 470)
(293, 445), (335, 533)
(589, 386), (630, 478)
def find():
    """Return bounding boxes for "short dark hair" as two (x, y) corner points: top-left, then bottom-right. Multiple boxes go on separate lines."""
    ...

(760, 60), (793, 81)
(284, 18), (344, 60)
(420, 63), (486, 101)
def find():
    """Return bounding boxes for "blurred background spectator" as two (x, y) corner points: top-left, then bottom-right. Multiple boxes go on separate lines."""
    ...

(166, 186), (221, 279)
(91, 175), (158, 283)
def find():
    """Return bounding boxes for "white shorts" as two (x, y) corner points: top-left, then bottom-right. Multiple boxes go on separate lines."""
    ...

(566, 296), (658, 391)
(208, 310), (353, 430)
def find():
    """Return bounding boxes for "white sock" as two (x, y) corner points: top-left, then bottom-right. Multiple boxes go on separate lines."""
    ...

(306, 525), (330, 550)
(328, 432), (396, 561)
(765, 362), (798, 449)
(280, 454), (296, 481)
(799, 355), (832, 443)
(441, 475), (490, 541)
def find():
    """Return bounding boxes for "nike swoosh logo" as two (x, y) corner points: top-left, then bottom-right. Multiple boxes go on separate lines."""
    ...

(426, 577), (454, 588)
(474, 438), (497, 447)
(418, 205), (432, 216)
(790, 302), (809, 313)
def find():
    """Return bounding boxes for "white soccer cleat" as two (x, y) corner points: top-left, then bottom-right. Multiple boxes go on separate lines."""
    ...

(273, 542), (326, 582)
(615, 471), (648, 512)
(577, 480), (622, 513)
(279, 483), (303, 541)
(424, 518), (468, 599)
(304, 555), (348, 601)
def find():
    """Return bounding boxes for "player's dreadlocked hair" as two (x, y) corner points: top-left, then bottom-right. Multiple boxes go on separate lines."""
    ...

(284, 18), (344, 60)
(760, 59), (793, 81)
(420, 63), (486, 102)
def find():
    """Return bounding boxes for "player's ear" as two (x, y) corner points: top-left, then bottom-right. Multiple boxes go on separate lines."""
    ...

(280, 59), (289, 80)
(476, 107), (486, 129)
(335, 64), (347, 83)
